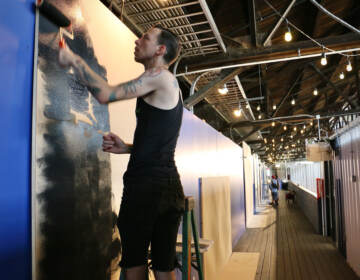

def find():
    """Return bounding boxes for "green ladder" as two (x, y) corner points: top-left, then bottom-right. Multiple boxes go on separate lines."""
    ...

(119, 196), (204, 280)
(182, 196), (204, 280)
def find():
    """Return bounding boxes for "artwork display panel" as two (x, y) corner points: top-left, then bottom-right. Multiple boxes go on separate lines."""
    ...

(32, 1), (141, 279)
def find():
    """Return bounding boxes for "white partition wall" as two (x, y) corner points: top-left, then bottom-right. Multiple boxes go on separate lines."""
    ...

(243, 142), (254, 225)
(333, 122), (360, 277)
(287, 161), (323, 196)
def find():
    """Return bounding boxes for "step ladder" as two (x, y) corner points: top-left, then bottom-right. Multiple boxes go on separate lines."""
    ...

(182, 196), (204, 280)
(119, 196), (204, 280)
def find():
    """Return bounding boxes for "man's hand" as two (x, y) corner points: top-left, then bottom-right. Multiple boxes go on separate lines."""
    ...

(102, 132), (132, 154)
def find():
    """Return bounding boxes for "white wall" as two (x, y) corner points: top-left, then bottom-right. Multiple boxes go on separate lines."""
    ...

(286, 161), (323, 196)
(243, 142), (254, 225)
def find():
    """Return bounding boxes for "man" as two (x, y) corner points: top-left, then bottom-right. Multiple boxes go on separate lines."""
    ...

(270, 175), (279, 206)
(59, 25), (185, 280)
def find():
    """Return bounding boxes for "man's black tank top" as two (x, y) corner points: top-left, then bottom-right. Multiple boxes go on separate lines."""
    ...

(124, 94), (183, 178)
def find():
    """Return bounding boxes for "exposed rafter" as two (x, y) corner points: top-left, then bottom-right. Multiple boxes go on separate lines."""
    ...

(177, 33), (360, 75)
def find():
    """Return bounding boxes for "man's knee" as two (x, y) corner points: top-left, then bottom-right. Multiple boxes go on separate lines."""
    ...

(122, 265), (147, 280)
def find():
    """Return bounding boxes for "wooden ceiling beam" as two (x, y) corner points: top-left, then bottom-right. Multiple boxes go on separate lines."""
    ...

(247, 0), (259, 48)
(178, 33), (360, 74)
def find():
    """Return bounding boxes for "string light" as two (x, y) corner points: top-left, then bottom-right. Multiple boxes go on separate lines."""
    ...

(320, 52), (327, 66)
(303, 125), (306, 129)
(272, 121), (275, 127)
(346, 58), (353, 72)
(293, 126), (297, 131)
(218, 84), (228, 95)
(233, 109), (242, 117)
(281, 138), (284, 142)
(272, 139), (275, 143)
(310, 121), (313, 126)
(258, 114), (262, 119)
(290, 135), (293, 139)
(339, 72), (345, 79)
(257, 105), (261, 111)
(273, 104), (277, 110)
(284, 20), (292, 42)
(313, 88), (318, 96)
(283, 125), (287, 131)
(233, 104), (242, 117)
(264, 138), (267, 143)
(263, 0), (360, 60)
(301, 129), (304, 134)
(291, 98), (295, 105)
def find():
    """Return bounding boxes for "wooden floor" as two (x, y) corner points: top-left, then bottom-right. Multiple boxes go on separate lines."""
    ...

(234, 191), (359, 280)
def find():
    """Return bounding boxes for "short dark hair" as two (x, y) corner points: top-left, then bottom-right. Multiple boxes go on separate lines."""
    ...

(153, 25), (181, 65)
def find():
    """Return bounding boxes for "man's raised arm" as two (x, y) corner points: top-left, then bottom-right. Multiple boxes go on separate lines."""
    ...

(59, 47), (163, 104)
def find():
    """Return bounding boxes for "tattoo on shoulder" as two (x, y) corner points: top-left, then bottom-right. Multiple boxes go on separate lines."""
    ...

(143, 68), (163, 78)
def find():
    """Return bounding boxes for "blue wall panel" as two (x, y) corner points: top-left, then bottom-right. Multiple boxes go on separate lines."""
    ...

(0, 1), (34, 279)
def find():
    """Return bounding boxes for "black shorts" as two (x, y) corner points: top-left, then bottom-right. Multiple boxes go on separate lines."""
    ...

(118, 175), (185, 271)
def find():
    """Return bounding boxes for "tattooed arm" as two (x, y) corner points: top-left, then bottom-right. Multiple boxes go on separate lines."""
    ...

(59, 47), (164, 104)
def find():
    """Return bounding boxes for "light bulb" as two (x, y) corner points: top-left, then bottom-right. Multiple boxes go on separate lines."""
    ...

(301, 129), (304, 134)
(310, 121), (313, 126)
(273, 105), (277, 110)
(257, 105), (261, 111)
(290, 135), (293, 139)
(258, 114), (262, 119)
(346, 61), (352, 72)
(281, 138), (284, 142)
(233, 109), (242, 117)
(293, 127), (297, 131)
(303, 125), (306, 129)
(291, 99), (295, 105)
(313, 89), (318, 96)
(272, 121), (275, 127)
(284, 30), (292, 42)
(320, 53), (327, 66)
(283, 125), (287, 131)
(218, 84), (228, 95)
(339, 72), (345, 79)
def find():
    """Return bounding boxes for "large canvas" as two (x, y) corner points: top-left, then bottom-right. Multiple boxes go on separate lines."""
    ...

(32, 1), (141, 279)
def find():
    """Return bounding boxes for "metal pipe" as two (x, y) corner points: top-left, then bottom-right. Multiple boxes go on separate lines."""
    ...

(263, 0), (296, 46)
(309, 0), (360, 35)
(189, 72), (209, 112)
(198, 0), (227, 53)
(234, 75), (256, 121)
(175, 47), (360, 77)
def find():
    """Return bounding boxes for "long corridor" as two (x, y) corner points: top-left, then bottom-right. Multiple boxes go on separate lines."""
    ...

(233, 191), (359, 280)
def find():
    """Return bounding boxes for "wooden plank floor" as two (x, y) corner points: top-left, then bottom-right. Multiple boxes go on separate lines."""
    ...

(233, 191), (359, 280)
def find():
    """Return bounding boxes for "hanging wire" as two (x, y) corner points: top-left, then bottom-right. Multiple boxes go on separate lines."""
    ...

(263, 0), (360, 58)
